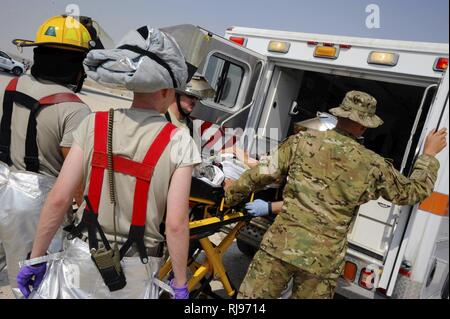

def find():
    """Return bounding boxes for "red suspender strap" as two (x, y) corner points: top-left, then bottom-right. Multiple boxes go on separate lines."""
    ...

(83, 115), (177, 261)
(5, 77), (19, 92)
(88, 117), (177, 222)
(132, 123), (177, 226)
(88, 112), (109, 215)
(39, 93), (84, 106)
(91, 154), (154, 181)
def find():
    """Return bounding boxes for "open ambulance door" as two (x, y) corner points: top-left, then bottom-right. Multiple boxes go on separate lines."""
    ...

(190, 28), (267, 155)
(379, 70), (449, 296)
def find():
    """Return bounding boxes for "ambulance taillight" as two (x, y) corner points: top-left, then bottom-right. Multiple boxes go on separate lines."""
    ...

(343, 261), (358, 282)
(229, 36), (246, 46)
(434, 57), (448, 72)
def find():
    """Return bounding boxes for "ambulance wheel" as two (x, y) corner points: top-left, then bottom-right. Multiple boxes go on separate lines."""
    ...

(236, 238), (257, 258)
(442, 273), (449, 299)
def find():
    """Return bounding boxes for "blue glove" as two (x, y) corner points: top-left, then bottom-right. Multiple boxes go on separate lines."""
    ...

(245, 199), (270, 217)
(170, 279), (189, 299)
(16, 263), (47, 298)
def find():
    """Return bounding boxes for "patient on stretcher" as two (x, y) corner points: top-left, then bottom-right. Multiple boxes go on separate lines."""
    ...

(190, 153), (249, 203)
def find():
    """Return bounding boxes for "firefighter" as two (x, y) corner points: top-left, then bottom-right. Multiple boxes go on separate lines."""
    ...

(225, 90), (447, 299)
(165, 75), (215, 146)
(16, 25), (210, 299)
(0, 15), (107, 296)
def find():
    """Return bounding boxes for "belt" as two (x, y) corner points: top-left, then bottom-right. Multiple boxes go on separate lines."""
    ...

(123, 242), (164, 258)
(146, 243), (164, 258)
(65, 228), (164, 258)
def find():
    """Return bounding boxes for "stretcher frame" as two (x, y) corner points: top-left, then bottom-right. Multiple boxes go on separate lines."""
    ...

(158, 195), (254, 298)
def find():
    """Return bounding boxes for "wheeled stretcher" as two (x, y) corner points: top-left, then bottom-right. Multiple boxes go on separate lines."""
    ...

(158, 177), (282, 298)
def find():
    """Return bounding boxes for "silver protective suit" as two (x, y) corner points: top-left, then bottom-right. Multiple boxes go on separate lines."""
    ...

(0, 162), (63, 297)
(31, 238), (167, 299)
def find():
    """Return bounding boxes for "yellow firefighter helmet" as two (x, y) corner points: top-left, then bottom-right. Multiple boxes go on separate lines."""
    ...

(12, 15), (111, 51)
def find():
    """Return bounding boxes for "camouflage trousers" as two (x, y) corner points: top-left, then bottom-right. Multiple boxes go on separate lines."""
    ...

(238, 250), (337, 299)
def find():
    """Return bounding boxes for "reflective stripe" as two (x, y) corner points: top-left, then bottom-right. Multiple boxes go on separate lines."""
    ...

(419, 192), (449, 216)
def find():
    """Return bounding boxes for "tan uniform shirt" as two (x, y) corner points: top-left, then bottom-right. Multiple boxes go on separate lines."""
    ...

(167, 109), (202, 149)
(0, 75), (91, 177)
(73, 108), (201, 248)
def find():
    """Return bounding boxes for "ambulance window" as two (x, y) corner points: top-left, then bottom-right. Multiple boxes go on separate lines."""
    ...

(205, 54), (244, 108)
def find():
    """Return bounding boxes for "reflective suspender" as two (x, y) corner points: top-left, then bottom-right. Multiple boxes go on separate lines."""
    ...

(80, 111), (177, 263)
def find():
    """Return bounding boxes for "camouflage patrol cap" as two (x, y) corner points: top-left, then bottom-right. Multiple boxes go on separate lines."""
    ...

(329, 91), (384, 128)
(177, 75), (215, 100)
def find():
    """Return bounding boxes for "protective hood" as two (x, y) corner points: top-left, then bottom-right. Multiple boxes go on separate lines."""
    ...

(83, 26), (188, 92)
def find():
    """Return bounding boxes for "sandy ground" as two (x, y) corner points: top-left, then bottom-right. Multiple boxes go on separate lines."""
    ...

(0, 71), (251, 299)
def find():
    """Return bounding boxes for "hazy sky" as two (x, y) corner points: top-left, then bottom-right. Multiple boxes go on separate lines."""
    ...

(1, 0), (448, 59)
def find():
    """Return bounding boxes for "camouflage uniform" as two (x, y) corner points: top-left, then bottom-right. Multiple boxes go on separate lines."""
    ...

(225, 91), (440, 299)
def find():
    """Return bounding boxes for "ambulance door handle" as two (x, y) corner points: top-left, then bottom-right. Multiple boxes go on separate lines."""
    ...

(219, 100), (254, 127)
(400, 84), (438, 173)
(289, 100), (299, 116)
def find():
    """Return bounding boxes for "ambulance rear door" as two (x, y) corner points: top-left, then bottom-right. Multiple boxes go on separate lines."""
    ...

(189, 29), (267, 154)
(379, 69), (449, 296)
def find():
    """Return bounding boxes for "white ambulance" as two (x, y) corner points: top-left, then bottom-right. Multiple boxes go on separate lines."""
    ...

(190, 26), (449, 299)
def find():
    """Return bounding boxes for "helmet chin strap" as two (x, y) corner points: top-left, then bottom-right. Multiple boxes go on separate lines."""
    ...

(72, 73), (87, 93)
(176, 93), (191, 117)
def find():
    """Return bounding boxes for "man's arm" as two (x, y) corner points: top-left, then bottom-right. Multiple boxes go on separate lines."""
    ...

(271, 201), (284, 214)
(225, 136), (296, 206)
(31, 144), (84, 258)
(61, 147), (83, 206)
(165, 166), (192, 288)
(221, 146), (259, 168)
(368, 129), (447, 205)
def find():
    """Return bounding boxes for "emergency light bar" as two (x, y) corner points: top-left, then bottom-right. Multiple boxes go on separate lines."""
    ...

(268, 40), (290, 53)
(433, 57), (448, 72)
(229, 36), (246, 46)
(314, 45), (339, 59)
(368, 51), (399, 66)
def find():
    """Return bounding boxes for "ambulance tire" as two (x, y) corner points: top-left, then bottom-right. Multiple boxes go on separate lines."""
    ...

(236, 238), (257, 258)
(442, 273), (449, 299)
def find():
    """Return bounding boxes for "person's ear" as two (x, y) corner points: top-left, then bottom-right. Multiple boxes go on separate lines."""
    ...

(162, 88), (175, 99)
(160, 88), (169, 98)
